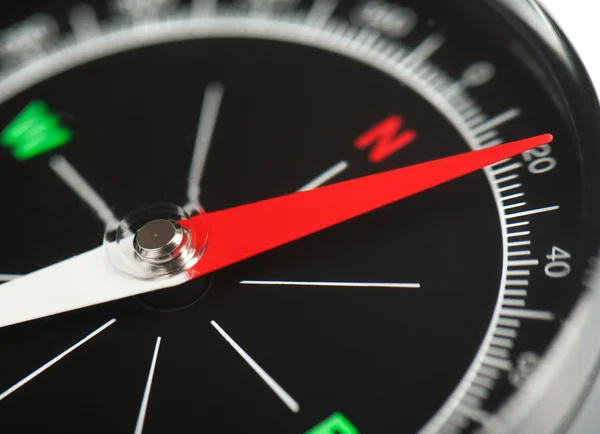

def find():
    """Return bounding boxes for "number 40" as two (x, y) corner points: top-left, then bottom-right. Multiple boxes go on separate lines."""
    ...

(545, 246), (571, 279)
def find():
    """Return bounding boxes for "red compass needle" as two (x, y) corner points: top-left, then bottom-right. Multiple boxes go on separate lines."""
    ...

(189, 134), (553, 278)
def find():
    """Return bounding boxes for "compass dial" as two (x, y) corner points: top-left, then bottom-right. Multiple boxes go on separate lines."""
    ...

(0, 1), (598, 433)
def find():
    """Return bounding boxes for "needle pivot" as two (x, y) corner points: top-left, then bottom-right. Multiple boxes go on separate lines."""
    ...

(134, 219), (184, 265)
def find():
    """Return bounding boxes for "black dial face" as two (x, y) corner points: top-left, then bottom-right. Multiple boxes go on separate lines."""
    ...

(0, 1), (597, 433)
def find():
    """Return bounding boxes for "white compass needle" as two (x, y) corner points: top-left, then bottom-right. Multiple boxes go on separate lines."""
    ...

(0, 247), (187, 329)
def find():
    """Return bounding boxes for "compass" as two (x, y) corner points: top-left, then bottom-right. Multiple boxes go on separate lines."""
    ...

(0, 1), (598, 433)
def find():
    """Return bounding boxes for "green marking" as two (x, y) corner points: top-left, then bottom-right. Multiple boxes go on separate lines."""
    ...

(305, 412), (359, 434)
(1, 101), (72, 161)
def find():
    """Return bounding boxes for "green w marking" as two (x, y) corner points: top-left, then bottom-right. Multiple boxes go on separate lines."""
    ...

(305, 412), (359, 434)
(1, 101), (73, 161)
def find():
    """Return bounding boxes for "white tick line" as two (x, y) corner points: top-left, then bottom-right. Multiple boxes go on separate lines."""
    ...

(186, 82), (224, 210)
(507, 231), (530, 238)
(505, 290), (527, 297)
(483, 356), (513, 371)
(210, 320), (300, 413)
(471, 108), (521, 136)
(486, 347), (509, 360)
(502, 298), (526, 307)
(491, 337), (514, 349)
(0, 319), (116, 402)
(399, 34), (445, 69)
(49, 155), (120, 228)
(507, 240), (531, 247)
(508, 259), (539, 267)
(456, 405), (490, 424)
(491, 162), (523, 176)
(507, 250), (531, 257)
(306, 0), (339, 27)
(502, 192), (525, 201)
(461, 107), (481, 120)
(499, 183), (522, 193)
(68, 4), (101, 41)
(506, 205), (560, 219)
(500, 308), (555, 321)
(241, 280), (420, 288)
(506, 279), (529, 286)
(479, 138), (504, 149)
(503, 202), (526, 211)
(494, 174), (518, 184)
(479, 366), (501, 379)
(298, 161), (349, 192)
(497, 318), (521, 328)
(477, 131), (499, 144)
(507, 220), (529, 228)
(507, 269), (530, 276)
(490, 158), (511, 168)
(134, 337), (162, 434)
(0, 274), (21, 282)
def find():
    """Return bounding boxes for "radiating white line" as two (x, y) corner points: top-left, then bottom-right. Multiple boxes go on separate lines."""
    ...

(0, 274), (21, 282)
(298, 161), (348, 192)
(0, 319), (116, 401)
(186, 82), (224, 211)
(210, 320), (299, 413)
(192, 0), (217, 15)
(500, 308), (555, 321)
(506, 205), (560, 220)
(505, 290), (527, 297)
(68, 4), (101, 41)
(399, 34), (445, 69)
(491, 162), (523, 176)
(240, 280), (420, 289)
(49, 155), (119, 228)
(134, 337), (162, 434)
(472, 108), (521, 135)
(306, 0), (339, 27)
